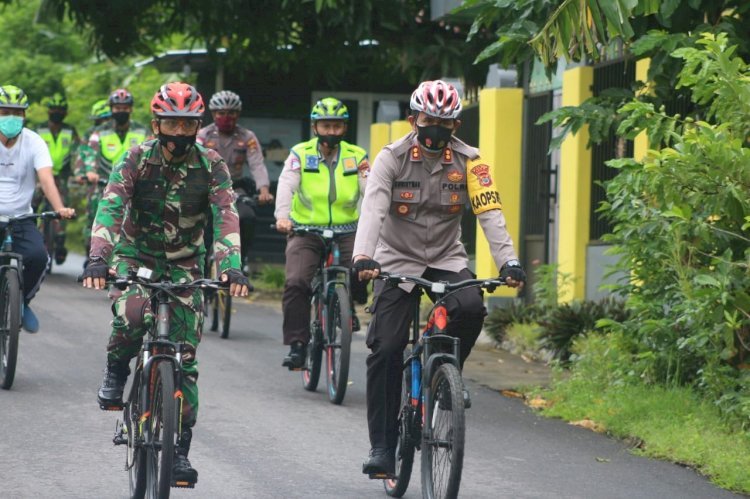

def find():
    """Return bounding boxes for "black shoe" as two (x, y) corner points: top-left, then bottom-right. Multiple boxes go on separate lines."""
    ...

(352, 313), (361, 332)
(172, 453), (198, 487)
(172, 428), (198, 487)
(282, 341), (306, 369)
(362, 447), (395, 478)
(54, 246), (67, 265)
(97, 361), (129, 409)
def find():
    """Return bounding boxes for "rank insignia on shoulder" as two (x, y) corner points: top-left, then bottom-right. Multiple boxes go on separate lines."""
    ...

(443, 148), (453, 163)
(411, 146), (421, 161)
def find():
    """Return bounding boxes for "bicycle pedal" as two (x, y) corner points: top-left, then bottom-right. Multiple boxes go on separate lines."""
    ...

(288, 367), (304, 372)
(99, 403), (124, 411)
(172, 480), (196, 489)
(368, 472), (396, 480)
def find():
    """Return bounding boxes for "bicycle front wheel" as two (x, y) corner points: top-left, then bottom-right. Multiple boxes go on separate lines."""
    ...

(421, 363), (465, 499)
(0, 269), (21, 390)
(144, 361), (177, 499)
(325, 286), (352, 405)
(302, 292), (323, 391)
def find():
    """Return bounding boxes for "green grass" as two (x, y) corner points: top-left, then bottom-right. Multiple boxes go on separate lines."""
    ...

(540, 376), (750, 494)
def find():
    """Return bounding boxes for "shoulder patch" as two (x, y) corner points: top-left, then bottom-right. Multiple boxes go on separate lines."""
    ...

(467, 158), (502, 215)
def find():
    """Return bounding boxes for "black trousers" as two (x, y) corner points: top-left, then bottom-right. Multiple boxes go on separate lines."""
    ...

(365, 267), (487, 448)
(10, 219), (48, 305)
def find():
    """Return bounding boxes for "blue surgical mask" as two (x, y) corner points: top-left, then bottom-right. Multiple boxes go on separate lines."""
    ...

(0, 116), (24, 139)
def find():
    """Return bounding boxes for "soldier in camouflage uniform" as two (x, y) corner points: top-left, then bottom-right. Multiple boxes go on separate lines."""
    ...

(81, 82), (250, 486)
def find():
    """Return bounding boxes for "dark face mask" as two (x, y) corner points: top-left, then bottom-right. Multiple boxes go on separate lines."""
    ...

(112, 111), (130, 126)
(48, 112), (66, 124)
(416, 125), (453, 151)
(158, 133), (196, 158)
(318, 134), (343, 148)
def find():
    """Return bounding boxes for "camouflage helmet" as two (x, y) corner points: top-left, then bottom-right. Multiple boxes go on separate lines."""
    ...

(310, 97), (348, 121)
(0, 85), (29, 109)
(90, 99), (111, 120)
(45, 93), (68, 109)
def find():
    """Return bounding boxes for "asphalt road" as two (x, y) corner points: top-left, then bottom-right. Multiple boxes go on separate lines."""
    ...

(0, 255), (741, 499)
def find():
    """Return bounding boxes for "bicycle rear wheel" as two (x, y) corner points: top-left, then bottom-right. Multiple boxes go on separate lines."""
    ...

(0, 269), (21, 390)
(127, 374), (147, 499)
(421, 363), (465, 499)
(384, 350), (417, 497)
(302, 292), (323, 391)
(325, 286), (352, 405)
(144, 361), (177, 498)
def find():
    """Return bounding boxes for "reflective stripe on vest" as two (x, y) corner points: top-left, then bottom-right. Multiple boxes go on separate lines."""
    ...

(38, 127), (74, 175)
(290, 138), (364, 226)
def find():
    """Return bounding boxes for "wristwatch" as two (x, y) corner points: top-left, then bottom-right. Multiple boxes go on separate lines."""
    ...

(502, 259), (521, 269)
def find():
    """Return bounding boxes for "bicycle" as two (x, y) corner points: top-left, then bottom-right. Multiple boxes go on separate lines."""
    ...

(286, 225), (356, 405)
(374, 273), (503, 499)
(0, 211), (61, 389)
(97, 270), (234, 498)
(204, 193), (258, 339)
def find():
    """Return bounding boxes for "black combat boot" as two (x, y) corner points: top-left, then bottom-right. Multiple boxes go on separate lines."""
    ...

(97, 360), (129, 409)
(362, 447), (396, 478)
(172, 428), (198, 487)
(282, 341), (306, 369)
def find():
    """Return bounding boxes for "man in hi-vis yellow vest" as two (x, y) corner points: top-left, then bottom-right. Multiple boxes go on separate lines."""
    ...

(274, 97), (370, 369)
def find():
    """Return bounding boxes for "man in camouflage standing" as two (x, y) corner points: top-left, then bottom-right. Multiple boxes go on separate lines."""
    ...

(81, 82), (249, 486)
(80, 89), (148, 264)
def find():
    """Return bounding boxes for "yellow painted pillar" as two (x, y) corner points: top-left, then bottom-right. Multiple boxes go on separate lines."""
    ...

(558, 66), (594, 302)
(390, 120), (411, 142)
(370, 123), (390, 160)
(475, 88), (524, 298)
(633, 58), (651, 161)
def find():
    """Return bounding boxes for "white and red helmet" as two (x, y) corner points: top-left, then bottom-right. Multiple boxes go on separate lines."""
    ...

(150, 82), (205, 118)
(409, 80), (462, 119)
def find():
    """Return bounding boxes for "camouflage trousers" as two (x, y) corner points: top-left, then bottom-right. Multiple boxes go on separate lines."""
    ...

(106, 259), (204, 427)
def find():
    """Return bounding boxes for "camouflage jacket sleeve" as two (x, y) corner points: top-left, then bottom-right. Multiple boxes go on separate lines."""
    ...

(84, 131), (101, 174)
(209, 153), (242, 272)
(89, 146), (139, 263)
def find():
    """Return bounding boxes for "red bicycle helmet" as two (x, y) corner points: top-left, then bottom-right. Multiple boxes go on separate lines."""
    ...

(108, 88), (134, 106)
(409, 80), (462, 119)
(150, 82), (205, 118)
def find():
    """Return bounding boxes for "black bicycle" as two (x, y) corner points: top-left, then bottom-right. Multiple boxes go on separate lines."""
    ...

(0, 211), (61, 389)
(376, 273), (503, 499)
(99, 270), (236, 498)
(289, 226), (355, 405)
(204, 193), (258, 338)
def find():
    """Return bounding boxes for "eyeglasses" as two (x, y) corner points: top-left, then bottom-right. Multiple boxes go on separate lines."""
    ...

(416, 116), (455, 128)
(159, 118), (200, 133)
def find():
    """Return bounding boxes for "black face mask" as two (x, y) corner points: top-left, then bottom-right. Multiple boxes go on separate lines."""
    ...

(318, 134), (343, 148)
(112, 112), (130, 126)
(158, 133), (196, 158)
(48, 112), (66, 124)
(416, 125), (453, 152)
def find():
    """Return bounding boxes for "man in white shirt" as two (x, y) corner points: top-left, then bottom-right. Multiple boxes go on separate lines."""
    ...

(0, 85), (75, 332)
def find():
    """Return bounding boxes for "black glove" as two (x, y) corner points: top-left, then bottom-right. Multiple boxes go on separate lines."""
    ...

(82, 257), (109, 280)
(353, 258), (381, 273)
(500, 260), (526, 283)
(223, 268), (250, 288)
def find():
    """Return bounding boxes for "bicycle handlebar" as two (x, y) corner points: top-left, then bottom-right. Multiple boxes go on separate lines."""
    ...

(268, 223), (356, 239)
(77, 273), (234, 291)
(377, 272), (505, 294)
(0, 211), (62, 224)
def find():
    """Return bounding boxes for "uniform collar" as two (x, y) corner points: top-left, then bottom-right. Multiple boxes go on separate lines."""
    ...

(410, 137), (455, 173)
(146, 140), (201, 168)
